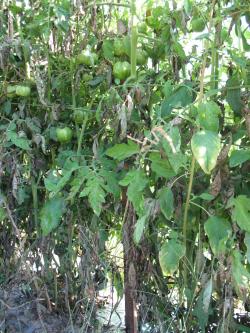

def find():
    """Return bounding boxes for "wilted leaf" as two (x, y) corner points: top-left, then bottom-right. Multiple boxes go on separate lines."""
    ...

(209, 170), (221, 197)
(191, 130), (221, 174)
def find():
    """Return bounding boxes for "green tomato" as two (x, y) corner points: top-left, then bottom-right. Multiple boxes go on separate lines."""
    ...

(82, 73), (93, 82)
(191, 18), (206, 32)
(7, 85), (17, 98)
(74, 109), (85, 124)
(138, 22), (148, 34)
(56, 127), (73, 143)
(136, 49), (148, 66)
(114, 39), (126, 56)
(76, 49), (98, 66)
(15, 85), (31, 97)
(221, 28), (228, 42)
(113, 61), (131, 81)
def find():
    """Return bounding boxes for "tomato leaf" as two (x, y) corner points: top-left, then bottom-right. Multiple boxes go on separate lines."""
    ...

(226, 75), (243, 114)
(159, 238), (185, 275)
(158, 187), (174, 220)
(40, 197), (65, 236)
(105, 140), (139, 161)
(133, 215), (148, 244)
(119, 169), (148, 214)
(231, 250), (250, 299)
(197, 101), (220, 132)
(79, 175), (106, 216)
(6, 130), (31, 150)
(204, 216), (231, 255)
(230, 195), (250, 233)
(148, 153), (175, 179)
(229, 149), (250, 167)
(245, 233), (250, 264)
(191, 130), (221, 174)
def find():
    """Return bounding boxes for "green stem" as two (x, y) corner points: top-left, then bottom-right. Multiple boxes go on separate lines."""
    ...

(130, 26), (137, 79)
(130, 0), (137, 79)
(77, 114), (89, 156)
(183, 155), (195, 249)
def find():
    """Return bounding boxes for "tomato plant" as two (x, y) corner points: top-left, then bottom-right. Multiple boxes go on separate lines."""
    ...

(0, 0), (250, 332)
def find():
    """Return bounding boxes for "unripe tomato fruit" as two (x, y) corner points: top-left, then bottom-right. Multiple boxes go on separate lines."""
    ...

(136, 49), (148, 65)
(74, 109), (85, 124)
(221, 28), (228, 42)
(16, 85), (31, 97)
(7, 85), (17, 98)
(138, 22), (148, 34)
(113, 61), (130, 80)
(191, 18), (205, 32)
(82, 73), (93, 82)
(114, 39), (126, 56)
(56, 127), (73, 143)
(76, 49), (98, 66)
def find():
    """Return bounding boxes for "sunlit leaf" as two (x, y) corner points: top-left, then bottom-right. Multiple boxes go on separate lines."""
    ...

(197, 101), (220, 132)
(191, 130), (221, 174)
(133, 215), (148, 244)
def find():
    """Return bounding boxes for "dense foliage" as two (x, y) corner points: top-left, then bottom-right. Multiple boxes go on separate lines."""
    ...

(0, 0), (250, 332)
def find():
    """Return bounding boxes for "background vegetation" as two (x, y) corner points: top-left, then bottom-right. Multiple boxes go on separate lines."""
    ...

(0, 0), (250, 332)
